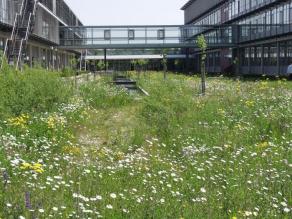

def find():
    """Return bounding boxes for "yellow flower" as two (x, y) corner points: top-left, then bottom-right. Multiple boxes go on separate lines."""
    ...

(31, 163), (44, 174)
(245, 100), (255, 108)
(232, 216), (237, 219)
(20, 162), (44, 174)
(47, 114), (66, 129)
(257, 142), (269, 149)
(63, 146), (81, 155)
(47, 116), (56, 129)
(8, 114), (29, 129)
(259, 81), (268, 90)
(20, 162), (32, 170)
(115, 151), (125, 160)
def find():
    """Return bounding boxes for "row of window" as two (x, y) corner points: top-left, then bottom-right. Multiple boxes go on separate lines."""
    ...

(193, 0), (291, 26)
(242, 42), (292, 66)
(63, 29), (166, 41)
(104, 29), (165, 40)
(204, 41), (292, 69)
(238, 1), (292, 25)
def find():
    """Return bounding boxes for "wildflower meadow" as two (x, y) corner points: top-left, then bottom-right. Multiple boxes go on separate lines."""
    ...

(0, 69), (291, 218)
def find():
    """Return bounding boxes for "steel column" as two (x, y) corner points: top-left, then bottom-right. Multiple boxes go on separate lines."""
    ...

(277, 41), (280, 76)
(261, 45), (264, 75)
(104, 48), (107, 72)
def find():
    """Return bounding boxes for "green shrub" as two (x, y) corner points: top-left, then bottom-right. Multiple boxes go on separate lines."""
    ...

(80, 80), (133, 109)
(0, 67), (73, 118)
(60, 67), (75, 77)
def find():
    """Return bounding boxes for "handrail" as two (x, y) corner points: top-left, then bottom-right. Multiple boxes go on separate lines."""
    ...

(19, 0), (25, 16)
(25, 13), (32, 40)
(10, 14), (19, 40)
(33, 0), (38, 15)
(16, 39), (24, 70)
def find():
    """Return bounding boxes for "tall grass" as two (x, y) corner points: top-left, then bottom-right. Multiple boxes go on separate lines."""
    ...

(0, 71), (291, 218)
(79, 79), (133, 109)
(0, 66), (73, 118)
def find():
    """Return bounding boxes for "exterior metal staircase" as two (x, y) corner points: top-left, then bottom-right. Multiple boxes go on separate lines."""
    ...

(1, 0), (38, 70)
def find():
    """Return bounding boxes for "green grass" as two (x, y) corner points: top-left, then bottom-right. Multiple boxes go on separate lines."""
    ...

(0, 71), (291, 218)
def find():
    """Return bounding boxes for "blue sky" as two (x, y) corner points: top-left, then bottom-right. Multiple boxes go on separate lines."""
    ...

(65, 0), (187, 25)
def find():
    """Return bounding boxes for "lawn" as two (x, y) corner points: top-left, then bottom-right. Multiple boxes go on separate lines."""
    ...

(0, 70), (291, 218)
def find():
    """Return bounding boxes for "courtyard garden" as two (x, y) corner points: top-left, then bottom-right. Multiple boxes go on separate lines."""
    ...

(0, 67), (291, 218)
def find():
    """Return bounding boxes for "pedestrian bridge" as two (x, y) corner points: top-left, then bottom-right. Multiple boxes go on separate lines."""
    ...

(58, 24), (291, 50)
(59, 25), (236, 50)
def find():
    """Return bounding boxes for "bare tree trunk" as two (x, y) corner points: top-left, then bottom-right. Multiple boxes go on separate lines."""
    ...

(201, 60), (206, 95)
(163, 63), (167, 80)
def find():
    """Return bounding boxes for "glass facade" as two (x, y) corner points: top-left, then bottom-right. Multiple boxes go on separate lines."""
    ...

(184, 0), (292, 75)
(191, 0), (291, 26)
(0, 0), (21, 25)
(56, 0), (82, 26)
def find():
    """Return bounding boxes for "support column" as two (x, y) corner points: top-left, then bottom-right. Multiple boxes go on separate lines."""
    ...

(104, 48), (107, 73)
(248, 47), (251, 74)
(261, 45), (264, 75)
(237, 48), (241, 76)
(84, 50), (87, 71)
(79, 50), (83, 71)
(277, 41), (280, 76)
(213, 52), (216, 73)
(29, 45), (33, 68)
(185, 48), (190, 75)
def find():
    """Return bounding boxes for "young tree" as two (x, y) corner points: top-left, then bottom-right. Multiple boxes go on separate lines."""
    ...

(97, 60), (105, 71)
(161, 49), (168, 80)
(197, 34), (207, 95)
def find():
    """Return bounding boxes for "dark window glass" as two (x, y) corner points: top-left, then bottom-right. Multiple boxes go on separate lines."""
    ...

(264, 47), (269, 65)
(157, 29), (165, 40)
(128, 30), (135, 40)
(104, 30), (111, 40)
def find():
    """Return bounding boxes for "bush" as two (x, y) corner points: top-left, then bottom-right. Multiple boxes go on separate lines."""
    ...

(0, 67), (73, 118)
(60, 67), (76, 77)
(80, 80), (133, 109)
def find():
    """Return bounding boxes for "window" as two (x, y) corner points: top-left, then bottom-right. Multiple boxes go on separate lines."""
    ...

(42, 21), (49, 39)
(128, 30), (135, 40)
(157, 29), (165, 40)
(264, 47), (269, 65)
(287, 42), (292, 64)
(270, 46), (277, 65)
(104, 30), (111, 40)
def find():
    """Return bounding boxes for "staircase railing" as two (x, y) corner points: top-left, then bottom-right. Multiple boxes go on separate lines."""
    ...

(16, 40), (24, 69)
(1, 12), (20, 68)
(15, 0), (38, 69)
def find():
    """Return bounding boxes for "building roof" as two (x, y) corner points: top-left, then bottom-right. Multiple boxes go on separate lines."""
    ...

(181, 0), (197, 10)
